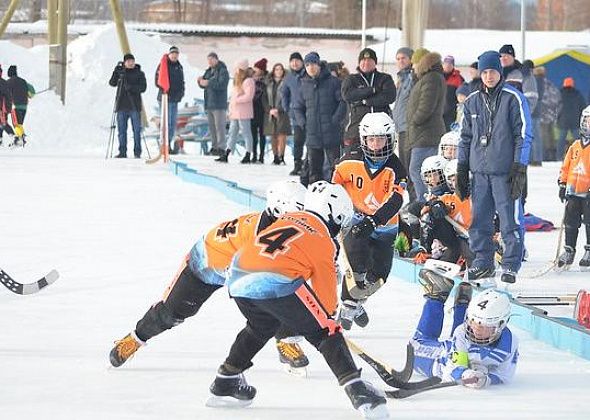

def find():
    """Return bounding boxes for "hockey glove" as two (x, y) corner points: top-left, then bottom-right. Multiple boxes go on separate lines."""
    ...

(428, 200), (448, 220)
(508, 163), (527, 200)
(352, 216), (377, 239)
(461, 367), (490, 389)
(558, 183), (567, 203)
(456, 163), (470, 201)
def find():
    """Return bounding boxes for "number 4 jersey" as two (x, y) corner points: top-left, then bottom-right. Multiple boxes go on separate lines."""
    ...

(188, 211), (274, 286)
(227, 211), (340, 314)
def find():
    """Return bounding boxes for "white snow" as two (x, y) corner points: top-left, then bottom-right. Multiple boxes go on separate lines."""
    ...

(1, 25), (590, 419)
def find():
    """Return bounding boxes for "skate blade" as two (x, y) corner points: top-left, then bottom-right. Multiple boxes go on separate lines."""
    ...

(555, 264), (571, 274)
(358, 402), (390, 419)
(205, 395), (253, 408)
(283, 364), (309, 378)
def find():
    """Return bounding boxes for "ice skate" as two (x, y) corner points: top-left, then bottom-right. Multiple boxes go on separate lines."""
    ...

(206, 367), (256, 408)
(276, 339), (309, 377)
(337, 300), (369, 330)
(344, 378), (389, 419)
(556, 246), (575, 271)
(109, 332), (144, 367)
(579, 245), (590, 271)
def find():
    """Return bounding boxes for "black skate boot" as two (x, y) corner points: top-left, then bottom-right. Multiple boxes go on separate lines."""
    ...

(337, 300), (369, 330)
(467, 266), (496, 281)
(557, 245), (575, 270)
(206, 364), (257, 408)
(500, 269), (517, 284)
(109, 332), (144, 367)
(454, 282), (473, 306)
(344, 378), (389, 419)
(418, 268), (455, 302)
(579, 245), (590, 271)
(276, 339), (309, 377)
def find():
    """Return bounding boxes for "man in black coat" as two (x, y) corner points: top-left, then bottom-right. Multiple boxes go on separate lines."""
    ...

(341, 48), (396, 148)
(293, 52), (346, 185)
(109, 53), (147, 158)
(155, 46), (185, 154)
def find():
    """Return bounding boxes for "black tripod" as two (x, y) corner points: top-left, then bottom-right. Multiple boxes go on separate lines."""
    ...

(105, 70), (151, 159)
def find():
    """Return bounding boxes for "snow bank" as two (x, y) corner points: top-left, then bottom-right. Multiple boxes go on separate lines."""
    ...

(1, 24), (202, 155)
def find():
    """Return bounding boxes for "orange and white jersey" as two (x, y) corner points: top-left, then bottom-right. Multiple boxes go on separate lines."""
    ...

(559, 140), (590, 197)
(332, 147), (407, 225)
(230, 211), (340, 314)
(440, 193), (472, 229)
(202, 212), (267, 271)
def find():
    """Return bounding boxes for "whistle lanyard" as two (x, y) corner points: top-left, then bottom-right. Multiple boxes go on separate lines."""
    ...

(483, 89), (501, 140)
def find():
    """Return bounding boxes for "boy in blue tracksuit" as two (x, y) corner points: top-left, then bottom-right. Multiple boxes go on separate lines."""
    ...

(456, 50), (532, 284)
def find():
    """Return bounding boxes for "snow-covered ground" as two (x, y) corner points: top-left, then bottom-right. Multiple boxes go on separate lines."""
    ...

(1, 153), (590, 419)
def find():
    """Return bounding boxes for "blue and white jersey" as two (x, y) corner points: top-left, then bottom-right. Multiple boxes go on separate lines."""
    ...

(434, 324), (519, 385)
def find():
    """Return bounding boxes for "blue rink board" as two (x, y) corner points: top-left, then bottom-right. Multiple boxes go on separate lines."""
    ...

(169, 159), (590, 362)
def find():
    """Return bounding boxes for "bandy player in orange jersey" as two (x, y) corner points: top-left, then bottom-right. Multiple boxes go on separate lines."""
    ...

(206, 181), (390, 419)
(109, 180), (308, 369)
(557, 106), (590, 270)
(331, 112), (407, 330)
(419, 158), (474, 266)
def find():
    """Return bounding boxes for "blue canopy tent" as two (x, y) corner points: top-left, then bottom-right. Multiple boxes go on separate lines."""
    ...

(534, 50), (590, 101)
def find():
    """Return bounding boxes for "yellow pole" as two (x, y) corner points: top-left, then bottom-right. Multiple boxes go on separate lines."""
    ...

(56, 0), (69, 104)
(0, 0), (22, 38)
(109, 0), (131, 54)
(47, 0), (58, 45)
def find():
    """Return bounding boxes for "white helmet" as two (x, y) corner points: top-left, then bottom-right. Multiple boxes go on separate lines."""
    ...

(580, 105), (590, 141)
(438, 131), (459, 160)
(358, 112), (396, 162)
(465, 289), (511, 345)
(304, 181), (353, 228)
(266, 180), (307, 217)
(420, 155), (448, 189)
(443, 159), (458, 191)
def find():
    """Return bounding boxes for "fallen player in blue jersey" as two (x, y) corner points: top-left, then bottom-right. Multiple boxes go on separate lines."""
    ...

(410, 267), (519, 388)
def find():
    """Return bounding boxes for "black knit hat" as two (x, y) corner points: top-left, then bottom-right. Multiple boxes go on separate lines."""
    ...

(499, 44), (515, 57)
(289, 52), (303, 62)
(358, 47), (377, 64)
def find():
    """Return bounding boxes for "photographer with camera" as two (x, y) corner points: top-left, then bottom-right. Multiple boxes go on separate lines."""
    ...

(109, 53), (147, 158)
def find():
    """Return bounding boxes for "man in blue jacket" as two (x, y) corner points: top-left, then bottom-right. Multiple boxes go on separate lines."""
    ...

(456, 51), (532, 284)
(198, 52), (229, 156)
(293, 52), (346, 185)
(281, 52), (306, 175)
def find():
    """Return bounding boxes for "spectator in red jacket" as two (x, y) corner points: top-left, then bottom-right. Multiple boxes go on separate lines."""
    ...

(442, 55), (465, 131)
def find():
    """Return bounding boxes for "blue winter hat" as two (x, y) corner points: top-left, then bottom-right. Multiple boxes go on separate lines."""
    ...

(304, 51), (320, 65)
(477, 51), (502, 74)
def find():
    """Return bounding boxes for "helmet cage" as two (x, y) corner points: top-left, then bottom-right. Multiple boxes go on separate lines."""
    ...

(361, 133), (395, 162)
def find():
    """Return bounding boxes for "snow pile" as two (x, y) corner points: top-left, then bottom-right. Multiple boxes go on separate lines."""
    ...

(2, 24), (203, 155)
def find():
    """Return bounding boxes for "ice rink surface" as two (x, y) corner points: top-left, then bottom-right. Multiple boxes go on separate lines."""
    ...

(1, 154), (589, 419)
